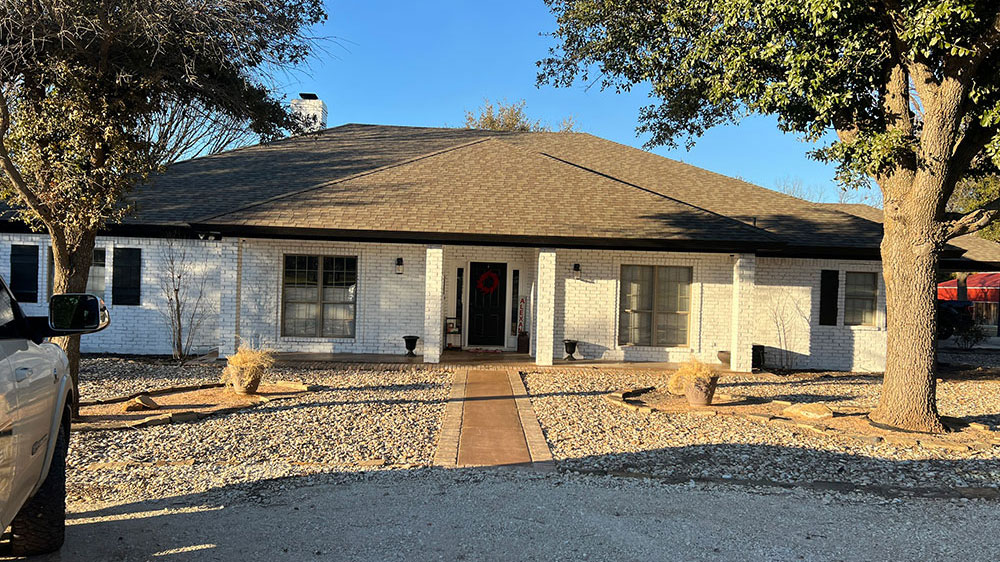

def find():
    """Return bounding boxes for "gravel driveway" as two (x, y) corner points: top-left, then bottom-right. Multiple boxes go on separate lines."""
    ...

(18, 469), (1000, 562)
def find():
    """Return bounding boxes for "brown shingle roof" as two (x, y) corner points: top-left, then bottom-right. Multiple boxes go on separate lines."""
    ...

(0, 123), (908, 254)
(200, 138), (777, 247)
(823, 203), (1000, 268)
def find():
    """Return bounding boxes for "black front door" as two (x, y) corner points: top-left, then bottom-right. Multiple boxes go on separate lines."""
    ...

(467, 262), (507, 346)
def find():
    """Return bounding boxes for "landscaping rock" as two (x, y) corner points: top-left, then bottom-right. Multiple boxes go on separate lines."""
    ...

(122, 394), (159, 412)
(782, 403), (834, 420)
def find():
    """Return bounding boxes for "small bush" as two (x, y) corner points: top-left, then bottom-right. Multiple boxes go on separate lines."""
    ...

(221, 344), (275, 393)
(955, 320), (988, 351)
(667, 358), (717, 395)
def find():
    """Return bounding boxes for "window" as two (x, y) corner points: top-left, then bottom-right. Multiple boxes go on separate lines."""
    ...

(619, 265), (691, 346)
(112, 248), (142, 305)
(9, 245), (38, 303)
(48, 248), (106, 297)
(844, 272), (877, 326)
(818, 270), (839, 326)
(282, 255), (357, 338)
(510, 270), (519, 336)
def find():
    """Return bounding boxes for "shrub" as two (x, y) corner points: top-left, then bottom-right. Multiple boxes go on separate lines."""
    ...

(954, 319), (988, 351)
(667, 358), (717, 395)
(221, 344), (275, 394)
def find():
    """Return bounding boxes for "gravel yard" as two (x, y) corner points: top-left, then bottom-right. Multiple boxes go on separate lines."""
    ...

(522, 367), (1000, 491)
(69, 358), (452, 505)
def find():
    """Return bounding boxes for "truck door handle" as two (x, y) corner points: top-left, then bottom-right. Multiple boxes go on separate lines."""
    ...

(14, 368), (32, 382)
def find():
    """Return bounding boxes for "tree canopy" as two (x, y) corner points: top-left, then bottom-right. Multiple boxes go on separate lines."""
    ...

(464, 98), (576, 132)
(0, 0), (326, 412)
(539, 1), (1000, 432)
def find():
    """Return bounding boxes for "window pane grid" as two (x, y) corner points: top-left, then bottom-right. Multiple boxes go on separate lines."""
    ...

(619, 265), (691, 347)
(283, 255), (356, 338)
(844, 272), (877, 326)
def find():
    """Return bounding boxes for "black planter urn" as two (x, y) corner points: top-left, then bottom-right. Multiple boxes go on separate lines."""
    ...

(563, 339), (579, 360)
(403, 335), (420, 357)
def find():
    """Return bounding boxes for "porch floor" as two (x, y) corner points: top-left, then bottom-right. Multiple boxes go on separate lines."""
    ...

(271, 349), (741, 372)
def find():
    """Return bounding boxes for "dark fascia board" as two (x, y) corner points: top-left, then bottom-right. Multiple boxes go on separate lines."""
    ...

(190, 223), (784, 253)
(940, 258), (1000, 272)
(0, 220), (204, 239)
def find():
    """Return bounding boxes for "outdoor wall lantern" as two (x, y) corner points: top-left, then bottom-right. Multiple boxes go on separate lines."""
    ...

(573, 263), (581, 279)
(396, 257), (404, 274)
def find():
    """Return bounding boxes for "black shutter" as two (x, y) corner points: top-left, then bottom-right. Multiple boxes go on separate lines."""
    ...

(819, 270), (839, 326)
(112, 248), (142, 305)
(9, 245), (39, 303)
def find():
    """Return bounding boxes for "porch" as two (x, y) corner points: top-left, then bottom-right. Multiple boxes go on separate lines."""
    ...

(272, 349), (746, 372)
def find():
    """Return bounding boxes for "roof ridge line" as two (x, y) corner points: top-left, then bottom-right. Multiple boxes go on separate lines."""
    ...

(190, 136), (495, 224)
(538, 152), (782, 240)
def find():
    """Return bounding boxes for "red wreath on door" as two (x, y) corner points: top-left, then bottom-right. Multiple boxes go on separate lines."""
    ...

(476, 270), (501, 295)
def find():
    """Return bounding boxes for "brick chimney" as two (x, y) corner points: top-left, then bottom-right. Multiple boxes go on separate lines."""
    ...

(290, 93), (328, 132)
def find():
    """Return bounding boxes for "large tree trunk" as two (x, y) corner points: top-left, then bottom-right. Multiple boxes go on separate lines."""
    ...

(870, 205), (947, 433)
(49, 229), (97, 418)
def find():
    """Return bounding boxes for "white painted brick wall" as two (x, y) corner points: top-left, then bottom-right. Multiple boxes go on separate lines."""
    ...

(535, 249), (557, 366)
(550, 249), (734, 365)
(235, 238), (426, 355)
(423, 246), (444, 363)
(0, 233), (220, 355)
(0, 232), (890, 371)
(730, 254), (756, 372)
(754, 257), (887, 372)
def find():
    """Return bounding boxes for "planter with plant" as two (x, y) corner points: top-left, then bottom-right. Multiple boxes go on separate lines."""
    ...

(221, 345), (275, 395)
(667, 358), (720, 407)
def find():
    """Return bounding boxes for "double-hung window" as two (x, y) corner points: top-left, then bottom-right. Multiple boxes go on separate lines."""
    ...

(619, 265), (692, 346)
(282, 255), (357, 338)
(844, 272), (877, 326)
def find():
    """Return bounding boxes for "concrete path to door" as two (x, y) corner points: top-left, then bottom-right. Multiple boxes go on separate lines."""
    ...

(434, 369), (553, 468)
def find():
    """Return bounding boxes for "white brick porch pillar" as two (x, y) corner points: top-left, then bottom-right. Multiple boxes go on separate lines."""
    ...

(535, 249), (557, 366)
(218, 238), (241, 358)
(730, 253), (756, 372)
(423, 245), (445, 363)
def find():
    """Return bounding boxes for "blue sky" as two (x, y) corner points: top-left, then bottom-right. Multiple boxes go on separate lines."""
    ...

(278, 1), (871, 203)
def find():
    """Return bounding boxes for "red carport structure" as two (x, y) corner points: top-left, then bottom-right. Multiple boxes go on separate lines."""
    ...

(938, 272), (1000, 334)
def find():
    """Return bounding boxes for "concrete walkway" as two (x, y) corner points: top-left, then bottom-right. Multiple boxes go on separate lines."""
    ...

(434, 369), (552, 468)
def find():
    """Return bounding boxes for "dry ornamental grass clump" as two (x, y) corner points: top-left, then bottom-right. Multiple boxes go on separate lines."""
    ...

(221, 345), (275, 395)
(667, 358), (718, 395)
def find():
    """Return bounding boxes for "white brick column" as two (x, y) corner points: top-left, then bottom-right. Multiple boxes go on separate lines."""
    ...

(423, 245), (445, 363)
(730, 253), (756, 372)
(218, 238), (241, 358)
(535, 249), (557, 366)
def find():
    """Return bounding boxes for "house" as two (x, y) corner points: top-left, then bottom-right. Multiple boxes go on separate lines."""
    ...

(3, 109), (999, 371)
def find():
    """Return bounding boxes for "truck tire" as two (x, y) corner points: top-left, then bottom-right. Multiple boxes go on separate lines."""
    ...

(10, 418), (68, 557)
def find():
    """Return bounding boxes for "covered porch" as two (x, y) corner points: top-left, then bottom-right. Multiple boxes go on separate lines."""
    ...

(420, 244), (757, 372)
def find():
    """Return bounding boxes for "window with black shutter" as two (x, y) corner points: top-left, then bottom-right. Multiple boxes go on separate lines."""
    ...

(9, 245), (39, 303)
(112, 248), (142, 305)
(819, 270), (839, 326)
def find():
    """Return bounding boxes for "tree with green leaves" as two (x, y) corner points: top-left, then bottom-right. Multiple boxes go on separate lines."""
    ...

(0, 1), (325, 414)
(465, 98), (576, 132)
(540, 1), (1000, 432)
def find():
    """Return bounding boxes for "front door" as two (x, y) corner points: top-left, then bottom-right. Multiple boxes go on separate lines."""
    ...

(468, 262), (507, 347)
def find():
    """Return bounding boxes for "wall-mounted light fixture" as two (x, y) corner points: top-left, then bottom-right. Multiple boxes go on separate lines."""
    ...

(573, 263), (581, 279)
(396, 257), (404, 275)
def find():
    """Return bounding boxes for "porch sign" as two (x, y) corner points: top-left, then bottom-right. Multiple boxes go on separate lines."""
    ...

(517, 295), (528, 334)
(468, 262), (507, 346)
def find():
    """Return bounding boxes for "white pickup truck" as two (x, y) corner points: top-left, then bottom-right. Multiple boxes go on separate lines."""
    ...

(0, 278), (109, 556)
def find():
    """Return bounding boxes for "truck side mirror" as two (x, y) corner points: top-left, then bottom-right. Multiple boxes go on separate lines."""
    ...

(48, 294), (110, 333)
